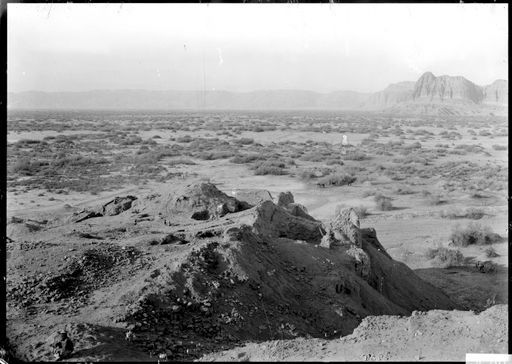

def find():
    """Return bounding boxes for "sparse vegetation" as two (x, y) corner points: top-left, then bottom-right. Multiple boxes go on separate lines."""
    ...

(316, 173), (356, 188)
(374, 193), (393, 211)
(449, 222), (502, 247)
(426, 193), (446, 206)
(425, 247), (465, 268)
(485, 246), (499, 258)
(492, 144), (507, 151)
(440, 207), (485, 220)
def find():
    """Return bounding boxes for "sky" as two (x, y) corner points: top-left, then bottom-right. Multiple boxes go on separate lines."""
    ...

(8, 3), (508, 93)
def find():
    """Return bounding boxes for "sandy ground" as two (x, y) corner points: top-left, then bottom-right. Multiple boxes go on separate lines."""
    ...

(6, 113), (508, 362)
(199, 304), (508, 362)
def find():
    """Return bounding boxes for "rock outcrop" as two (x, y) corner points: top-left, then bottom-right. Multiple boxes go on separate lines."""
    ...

(363, 71), (508, 115)
(101, 196), (137, 216)
(412, 72), (484, 104)
(9, 183), (463, 362)
(231, 189), (274, 206)
(136, 182), (252, 221)
(483, 79), (508, 105)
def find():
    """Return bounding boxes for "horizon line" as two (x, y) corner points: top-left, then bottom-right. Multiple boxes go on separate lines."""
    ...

(9, 76), (508, 95)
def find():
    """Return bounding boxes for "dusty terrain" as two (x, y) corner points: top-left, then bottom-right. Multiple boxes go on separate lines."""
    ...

(5, 110), (508, 361)
(200, 304), (508, 362)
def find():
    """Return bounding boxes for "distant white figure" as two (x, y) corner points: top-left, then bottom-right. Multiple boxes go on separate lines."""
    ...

(341, 135), (348, 155)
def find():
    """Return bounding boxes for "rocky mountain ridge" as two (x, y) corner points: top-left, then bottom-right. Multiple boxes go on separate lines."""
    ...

(8, 72), (507, 115)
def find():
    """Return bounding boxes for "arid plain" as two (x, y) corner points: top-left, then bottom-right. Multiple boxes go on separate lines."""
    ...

(6, 109), (508, 361)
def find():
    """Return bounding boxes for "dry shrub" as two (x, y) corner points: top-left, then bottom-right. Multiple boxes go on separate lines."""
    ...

(426, 194), (446, 206)
(440, 207), (485, 220)
(485, 246), (499, 258)
(492, 144), (507, 151)
(449, 222), (502, 247)
(374, 193), (393, 211)
(425, 247), (464, 268)
(316, 174), (356, 187)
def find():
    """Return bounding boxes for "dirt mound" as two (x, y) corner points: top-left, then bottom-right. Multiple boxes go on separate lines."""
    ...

(199, 304), (508, 361)
(7, 184), (461, 362)
(135, 182), (252, 221)
(101, 194), (456, 360)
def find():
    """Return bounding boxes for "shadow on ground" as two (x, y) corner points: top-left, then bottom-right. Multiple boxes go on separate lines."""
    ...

(414, 264), (508, 312)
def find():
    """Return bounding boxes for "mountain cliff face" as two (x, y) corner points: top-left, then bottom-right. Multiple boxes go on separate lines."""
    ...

(483, 80), (508, 105)
(7, 72), (507, 115)
(364, 82), (414, 109)
(363, 72), (507, 115)
(411, 72), (484, 104)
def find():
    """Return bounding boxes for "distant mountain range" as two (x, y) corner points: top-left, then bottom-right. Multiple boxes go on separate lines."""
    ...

(8, 72), (508, 115)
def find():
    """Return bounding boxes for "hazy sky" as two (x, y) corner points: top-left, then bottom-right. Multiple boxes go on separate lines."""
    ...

(8, 3), (508, 93)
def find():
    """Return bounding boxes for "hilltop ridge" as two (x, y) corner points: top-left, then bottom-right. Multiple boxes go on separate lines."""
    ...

(8, 72), (507, 115)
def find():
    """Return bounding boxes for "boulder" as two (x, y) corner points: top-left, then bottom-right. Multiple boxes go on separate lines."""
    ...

(70, 210), (102, 223)
(101, 196), (137, 216)
(346, 246), (371, 280)
(48, 331), (74, 360)
(277, 191), (295, 207)
(329, 208), (362, 247)
(251, 201), (324, 243)
(165, 183), (252, 220)
(286, 203), (316, 221)
(231, 189), (274, 206)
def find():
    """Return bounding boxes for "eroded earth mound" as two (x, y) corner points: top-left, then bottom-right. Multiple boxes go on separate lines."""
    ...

(5, 181), (499, 362)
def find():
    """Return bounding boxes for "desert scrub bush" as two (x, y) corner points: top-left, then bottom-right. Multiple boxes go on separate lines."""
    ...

(440, 207), (485, 220)
(230, 154), (264, 164)
(251, 159), (289, 175)
(425, 193), (446, 206)
(468, 189), (489, 199)
(362, 190), (376, 197)
(10, 158), (49, 175)
(234, 137), (254, 145)
(449, 222), (502, 247)
(492, 144), (507, 151)
(344, 151), (368, 161)
(176, 135), (193, 143)
(393, 185), (414, 195)
(15, 139), (48, 147)
(403, 141), (422, 150)
(299, 152), (325, 162)
(197, 151), (236, 160)
(326, 158), (344, 166)
(316, 173), (356, 188)
(167, 159), (196, 166)
(485, 246), (499, 258)
(119, 136), (143, 145)
(425, 247), (464, 268)
(374, 193), (393, 211)
(141, 138), (157, 146)
(297, 167), (331, 180)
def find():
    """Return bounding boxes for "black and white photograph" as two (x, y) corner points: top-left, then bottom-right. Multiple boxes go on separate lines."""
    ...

(4, 3), (508, 362)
